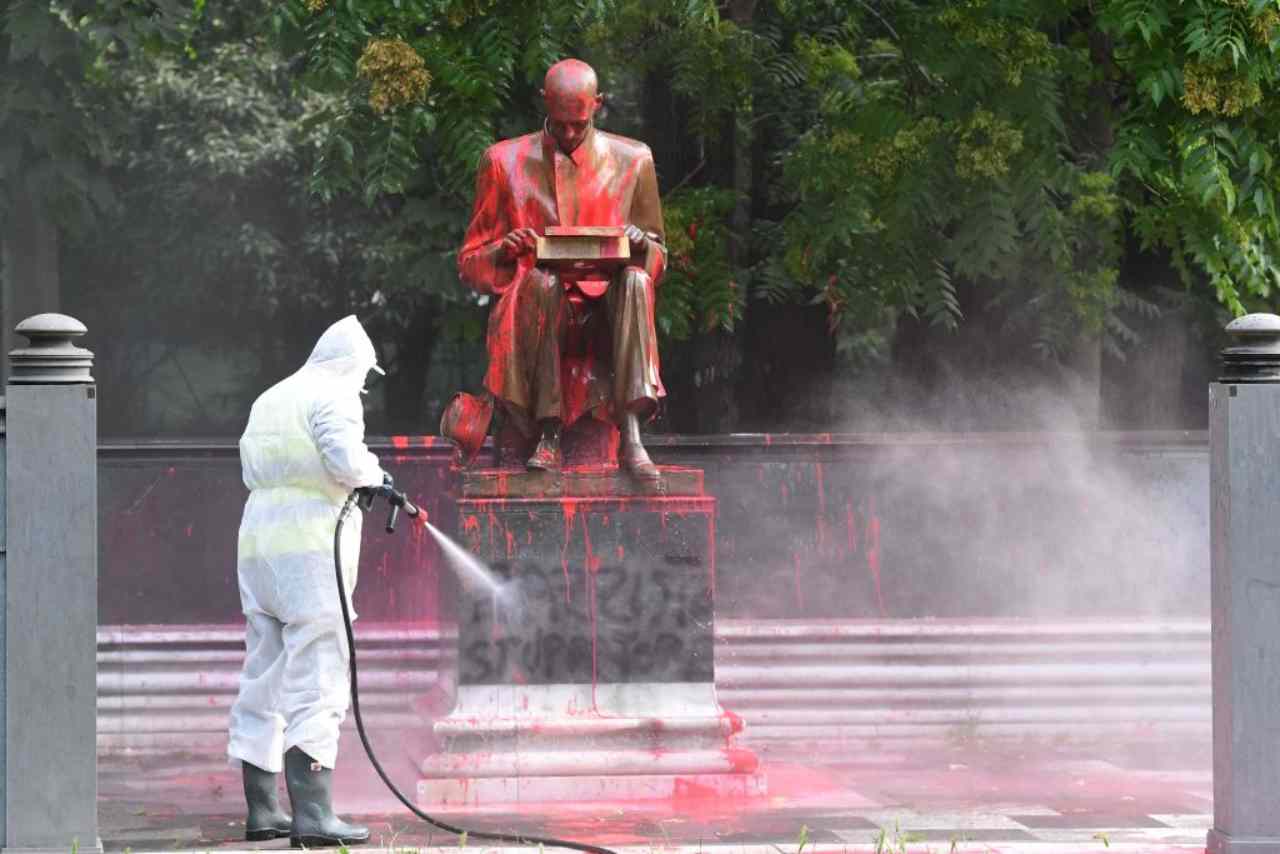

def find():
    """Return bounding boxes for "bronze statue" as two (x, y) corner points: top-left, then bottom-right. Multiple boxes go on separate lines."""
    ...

(457, 59), (666, 478)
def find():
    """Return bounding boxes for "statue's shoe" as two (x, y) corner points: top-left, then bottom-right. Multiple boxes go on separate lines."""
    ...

(526, 437), (562, 472)
(620, 440), (660, 480)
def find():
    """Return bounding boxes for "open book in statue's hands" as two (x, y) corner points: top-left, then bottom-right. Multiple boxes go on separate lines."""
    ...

(535, 226), (631, 297)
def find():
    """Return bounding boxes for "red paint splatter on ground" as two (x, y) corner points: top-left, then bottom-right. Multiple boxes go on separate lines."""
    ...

(722, 708), (744, 735)
(724, 746), (760, 774)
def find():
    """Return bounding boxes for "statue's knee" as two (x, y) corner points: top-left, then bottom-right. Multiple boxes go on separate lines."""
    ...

(620, 267), (652, 295)
(527, 269), (562, 302)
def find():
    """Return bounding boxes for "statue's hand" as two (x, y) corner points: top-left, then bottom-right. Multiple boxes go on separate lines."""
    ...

(501, 228), (539, 260)
(624, 224), (649, 255)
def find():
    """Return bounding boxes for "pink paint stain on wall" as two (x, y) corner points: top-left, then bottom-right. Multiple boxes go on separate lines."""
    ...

(814, 462), (827, 554)
(866, 497), (886, 617)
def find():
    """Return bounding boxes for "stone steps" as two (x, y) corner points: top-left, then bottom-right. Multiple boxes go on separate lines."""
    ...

(96, 619), (1210, 756)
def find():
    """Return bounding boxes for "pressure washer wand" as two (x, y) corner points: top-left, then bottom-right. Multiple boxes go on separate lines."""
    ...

(383, 488), (419, 534)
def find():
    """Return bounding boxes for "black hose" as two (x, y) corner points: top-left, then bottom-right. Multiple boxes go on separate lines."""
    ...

(334, 493), (619, 854)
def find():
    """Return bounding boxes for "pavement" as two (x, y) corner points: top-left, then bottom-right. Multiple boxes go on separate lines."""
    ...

(99, 734), (1212, 854)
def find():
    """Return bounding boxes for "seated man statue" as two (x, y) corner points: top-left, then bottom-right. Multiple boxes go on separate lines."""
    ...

(458, 58), (666, 478)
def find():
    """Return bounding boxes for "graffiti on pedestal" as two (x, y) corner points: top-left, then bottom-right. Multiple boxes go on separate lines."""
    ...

(456, 501), (715, 685)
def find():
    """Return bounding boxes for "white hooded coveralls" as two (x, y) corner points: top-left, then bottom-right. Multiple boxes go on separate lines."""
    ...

(227, 316), (386, 772)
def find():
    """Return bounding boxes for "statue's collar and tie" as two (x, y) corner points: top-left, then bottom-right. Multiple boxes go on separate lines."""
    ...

(542, 120), (597, 168)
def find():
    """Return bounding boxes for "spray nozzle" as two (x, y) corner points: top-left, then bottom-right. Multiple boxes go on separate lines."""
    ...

(384, 489), (421, 534)
(353, 486), (423, 534)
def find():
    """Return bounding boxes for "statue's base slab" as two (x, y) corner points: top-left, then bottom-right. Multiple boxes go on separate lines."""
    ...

(418, 771), (763, 810)
(418, 683), (763, 810)
(420, 465), (762, 810)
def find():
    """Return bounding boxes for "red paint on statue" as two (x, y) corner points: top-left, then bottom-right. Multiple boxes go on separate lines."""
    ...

(561, 499), (579, 604)
(588, 564), (599, 709)
(483, 507), (499, 555)
(583, 520), (601, 575)
(457, 58), (667, 429)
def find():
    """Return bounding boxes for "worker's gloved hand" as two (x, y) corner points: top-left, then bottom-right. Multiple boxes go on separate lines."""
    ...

(355, 473), (396, 507)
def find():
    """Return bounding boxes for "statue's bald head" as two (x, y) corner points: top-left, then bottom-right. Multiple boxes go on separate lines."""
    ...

(544, 59), (598, 104)
(542, 59), (603, 154)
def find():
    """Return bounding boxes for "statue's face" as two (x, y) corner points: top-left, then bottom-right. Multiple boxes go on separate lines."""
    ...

(544, 91), (601, 154)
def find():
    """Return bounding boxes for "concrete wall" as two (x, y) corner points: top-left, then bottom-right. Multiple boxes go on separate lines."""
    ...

(98, 432), (1210, 625)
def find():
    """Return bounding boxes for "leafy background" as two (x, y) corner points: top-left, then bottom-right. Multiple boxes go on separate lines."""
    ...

(3, 0), (1272, 435)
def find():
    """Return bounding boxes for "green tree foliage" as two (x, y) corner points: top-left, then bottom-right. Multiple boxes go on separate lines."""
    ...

(280, 0), (1280, 365)
(56, 3), (473, 432)
(0, 0), (192, 230)
(1102, 0), (1280, 315)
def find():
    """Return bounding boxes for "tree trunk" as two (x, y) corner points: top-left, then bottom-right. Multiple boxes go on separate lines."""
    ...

(1068, 22), (1118, 429)
(1, 182), (61, 385)
(684, 0), (757, 433)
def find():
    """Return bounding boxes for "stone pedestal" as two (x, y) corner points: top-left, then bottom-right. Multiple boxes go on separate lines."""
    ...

(419, 466), (763, 809)
(1209, 314), (1280, 854)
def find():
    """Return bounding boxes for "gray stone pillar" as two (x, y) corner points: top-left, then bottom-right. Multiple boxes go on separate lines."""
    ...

(1208, 313), (1280, 854)
(3, 315), (98, 854)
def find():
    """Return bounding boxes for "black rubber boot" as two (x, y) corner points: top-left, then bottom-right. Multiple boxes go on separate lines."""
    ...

(242, 761), (292, 842)
(284, 747), (370, 848)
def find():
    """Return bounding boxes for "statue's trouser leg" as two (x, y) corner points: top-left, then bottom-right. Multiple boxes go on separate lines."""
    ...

(607, 266), (661, 415)
(509, 267), (565, 422)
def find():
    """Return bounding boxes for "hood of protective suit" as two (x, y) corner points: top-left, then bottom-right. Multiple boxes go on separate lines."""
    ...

(303, 315), (383, 391)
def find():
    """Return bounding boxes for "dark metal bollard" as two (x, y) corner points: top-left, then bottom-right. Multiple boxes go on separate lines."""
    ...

(1209, 313), (1280, 854)
(4, 314), (99, 853)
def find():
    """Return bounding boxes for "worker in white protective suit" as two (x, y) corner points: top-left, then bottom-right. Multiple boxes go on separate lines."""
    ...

(227, 315), (389, 848)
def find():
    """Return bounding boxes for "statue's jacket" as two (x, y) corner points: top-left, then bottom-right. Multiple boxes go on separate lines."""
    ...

(458, 127), (667, 426)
